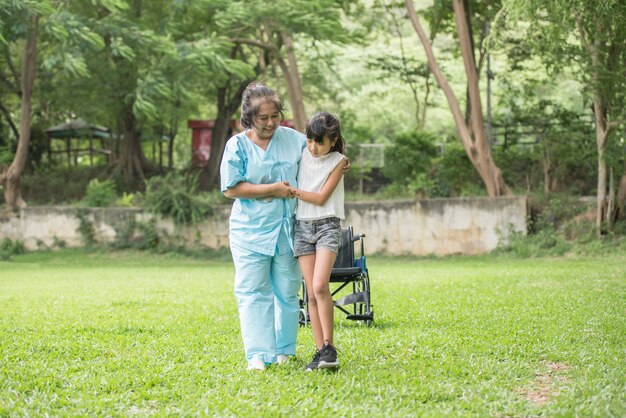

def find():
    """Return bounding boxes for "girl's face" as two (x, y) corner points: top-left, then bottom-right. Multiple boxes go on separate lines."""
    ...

(251, 101), (280, 140)
(307, 135), (337, 158)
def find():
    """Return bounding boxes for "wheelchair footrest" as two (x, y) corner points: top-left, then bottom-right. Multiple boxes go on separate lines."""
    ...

(334, 291), (369, 307)
(346, 313), (374, 321)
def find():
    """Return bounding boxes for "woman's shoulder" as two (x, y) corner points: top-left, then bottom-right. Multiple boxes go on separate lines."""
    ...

(225, 130), (248, 149)
(275, 127), (306, 150)
(277, 126), (306, 141)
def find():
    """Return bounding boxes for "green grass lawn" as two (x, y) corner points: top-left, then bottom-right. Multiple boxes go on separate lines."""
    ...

(1, 249), (624, 417)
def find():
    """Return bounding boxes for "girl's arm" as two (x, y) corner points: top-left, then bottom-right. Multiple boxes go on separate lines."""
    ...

(224, 181), (293, 199)
(293, 158), (346, 206)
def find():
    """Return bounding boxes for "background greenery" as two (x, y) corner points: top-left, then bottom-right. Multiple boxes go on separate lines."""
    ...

(1, 0), (624, 201)
(1, 249), (624, 416)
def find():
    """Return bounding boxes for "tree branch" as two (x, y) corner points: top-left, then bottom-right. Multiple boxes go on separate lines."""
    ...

(0, 101), (19, 138)
(405, 0), (470, 149)
(230, 37), (277, 53)
(574, 13), (594, 56)
(1, 43), (21, 91)
(0, 71), (21, 97)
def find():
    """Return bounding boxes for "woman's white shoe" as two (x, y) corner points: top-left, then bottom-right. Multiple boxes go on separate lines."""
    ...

(246, 359), (265, 371)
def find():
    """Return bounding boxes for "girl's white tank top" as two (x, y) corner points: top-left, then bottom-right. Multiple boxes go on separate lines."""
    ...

(296, 148), (346, 220)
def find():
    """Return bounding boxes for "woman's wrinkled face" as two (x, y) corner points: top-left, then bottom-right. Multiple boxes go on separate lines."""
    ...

(252, 101), (280, 140)
(307, 135), (336, 158)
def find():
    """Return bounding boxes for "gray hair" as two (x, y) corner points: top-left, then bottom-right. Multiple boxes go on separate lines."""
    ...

(240, 83), (284, 129)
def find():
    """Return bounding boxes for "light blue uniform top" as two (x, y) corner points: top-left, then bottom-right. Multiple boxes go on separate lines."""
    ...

(220, 126), (306, 256)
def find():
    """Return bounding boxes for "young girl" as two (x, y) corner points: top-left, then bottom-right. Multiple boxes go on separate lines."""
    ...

(292, 112), (347, 371)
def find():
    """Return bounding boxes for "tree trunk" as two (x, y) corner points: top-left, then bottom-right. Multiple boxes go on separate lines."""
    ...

(202, 80), (251, 190)
(118, 107), (151, 182)
(616, 171), (626, 220)
(405, 0), (511, 196)
(593, 98), (609, 237)
(575, 14), (620, 237)
(2, 16), (38, 211)
(167, 130), (175, 169)
(279, 32), (307, 132)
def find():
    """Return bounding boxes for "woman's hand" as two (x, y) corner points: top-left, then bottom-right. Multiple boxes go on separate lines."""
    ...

(272, 181), (295, 198)
(342, 157), (350, 173)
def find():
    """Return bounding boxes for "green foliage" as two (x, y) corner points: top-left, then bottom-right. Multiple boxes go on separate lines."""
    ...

(492, 95), (598, 194)
(114, 192), (137, 207)
(495, 228), (573, 258)
(110, 219), (160, 251)
(0, 238), (25, 260)
(144, 171), (209, 225)
(75, 209), (96, 246)
(493, 193), (624, 257)
(432, 142), (484, 197)
(135, 220), (159, 250)
(383, 131), (438, 195)
(82, 178), (117, 207)
(21, 165), (108, 204)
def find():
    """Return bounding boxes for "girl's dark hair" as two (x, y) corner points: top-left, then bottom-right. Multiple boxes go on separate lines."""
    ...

(305, 112), (345, 153)
(240, 82), (285, 129)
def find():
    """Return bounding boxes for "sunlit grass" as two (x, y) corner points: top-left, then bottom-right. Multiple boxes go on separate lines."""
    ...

(1, 250), (624, 416)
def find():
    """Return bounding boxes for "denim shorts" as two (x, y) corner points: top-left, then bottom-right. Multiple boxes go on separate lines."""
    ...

(294, 217), (342, 257)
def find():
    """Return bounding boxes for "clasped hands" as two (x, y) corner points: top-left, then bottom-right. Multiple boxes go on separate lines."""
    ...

(259, 181), (301, 202)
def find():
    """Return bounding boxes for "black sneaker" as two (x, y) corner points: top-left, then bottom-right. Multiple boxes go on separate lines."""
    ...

(305, 349), (321, 372)
(318, 342), (339, 368)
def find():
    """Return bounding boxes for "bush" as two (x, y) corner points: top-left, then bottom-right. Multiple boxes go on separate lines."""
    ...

(433, 142), (484, 197)
(21, 165), (108, 204)
(0, 238), (25, 260)
(144, 171), (210, 225)
(494, 193), (626, 257)
(383, 131), (438, 196)
(82, 179), (117, 207)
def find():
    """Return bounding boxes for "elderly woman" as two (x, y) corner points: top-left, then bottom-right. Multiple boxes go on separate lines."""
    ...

(220, 83), (305, 371)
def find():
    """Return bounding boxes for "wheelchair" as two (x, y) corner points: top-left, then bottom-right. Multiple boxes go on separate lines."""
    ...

(299, 226), (374, 326)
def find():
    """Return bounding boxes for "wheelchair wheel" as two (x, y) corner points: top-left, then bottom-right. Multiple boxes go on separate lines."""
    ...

(299, 281), (309, 326)
(362, 270), (374, 326)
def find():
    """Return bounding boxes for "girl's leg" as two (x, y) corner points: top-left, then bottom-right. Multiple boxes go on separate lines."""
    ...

(271, 248), (302, 357)
(230, 242), (275, 364)
(298, 253), (324, 349)
(312, 248), (337, 344)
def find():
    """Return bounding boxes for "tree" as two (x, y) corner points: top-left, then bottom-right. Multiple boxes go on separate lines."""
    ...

(223, 0), (352, 132)
(0, 1), (56, 210)
(405, 0), (512, 196)
(50, 0), (250, 184)
(1, 15), (38, 210)
(188, 0), (354, 190)
(501, 0), (626, 235)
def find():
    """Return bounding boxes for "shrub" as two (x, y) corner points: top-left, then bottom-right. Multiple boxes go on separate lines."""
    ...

(21, 165), (108, 204)
(82, 179), (117, 207)
(144, 171), (209, 225)
(0, 238), (25, 260)
(433, 142), (484, 197)
(383, 131), (438, 196)
(75, 209), (96, 246)
(115, 192), (137, 207)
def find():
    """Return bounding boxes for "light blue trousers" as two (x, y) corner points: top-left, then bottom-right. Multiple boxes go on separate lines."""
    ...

(230, 237), (301, 364)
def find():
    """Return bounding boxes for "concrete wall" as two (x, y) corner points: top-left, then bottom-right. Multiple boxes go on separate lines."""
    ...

(0, 196), (527, 256)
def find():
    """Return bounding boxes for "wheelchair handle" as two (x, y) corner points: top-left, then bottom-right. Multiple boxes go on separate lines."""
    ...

(351, 234), (365, 242)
